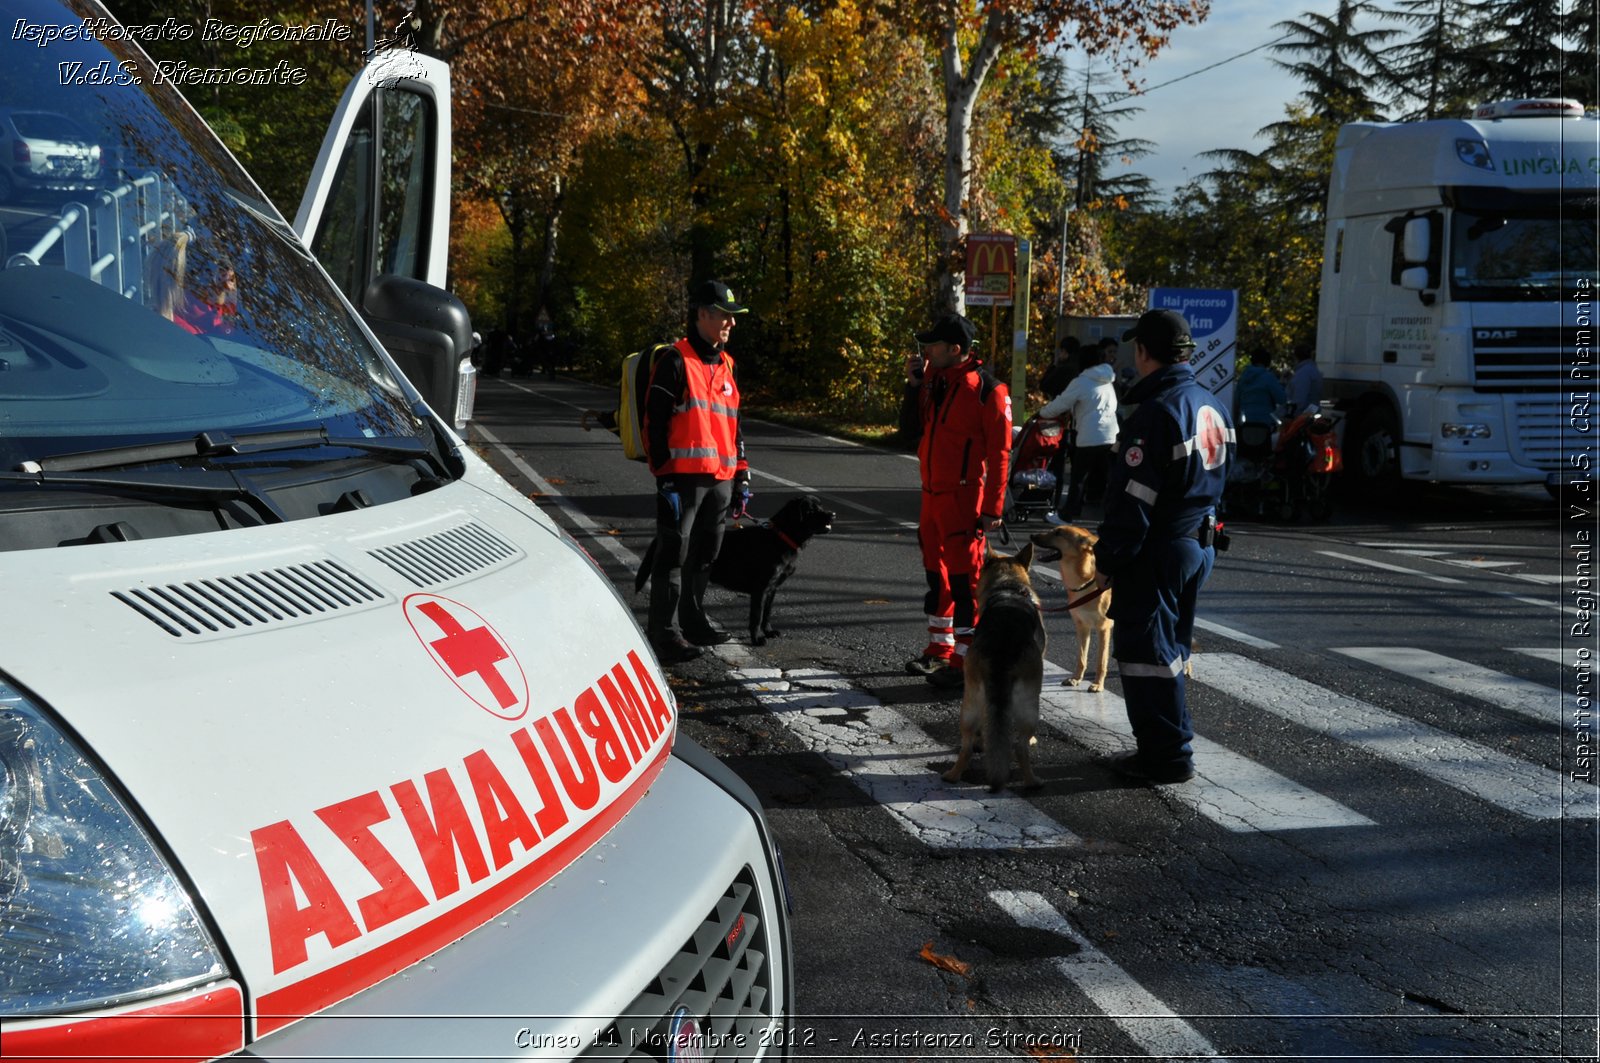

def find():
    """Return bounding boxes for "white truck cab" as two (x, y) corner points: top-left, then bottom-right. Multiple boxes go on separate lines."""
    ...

(1316, 98), (1597, 494)
(0, 2), (792, 1059)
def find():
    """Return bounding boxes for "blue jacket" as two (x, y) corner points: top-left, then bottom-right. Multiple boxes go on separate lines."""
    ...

(1095, 362), (1234, 576)
(1235, 364), (1285, 425)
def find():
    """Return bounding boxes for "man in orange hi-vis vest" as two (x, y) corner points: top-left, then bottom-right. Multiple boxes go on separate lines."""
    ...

(643, 280), (752, 664)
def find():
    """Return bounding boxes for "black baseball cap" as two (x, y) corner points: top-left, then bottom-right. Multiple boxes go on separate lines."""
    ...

(915, 312), (977, 348)
(1122, 309), (1197, 352)
(692, 279), (749, 314)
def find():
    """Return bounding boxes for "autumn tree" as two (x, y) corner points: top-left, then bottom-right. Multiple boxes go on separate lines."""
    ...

(894, 0), (1206, 314)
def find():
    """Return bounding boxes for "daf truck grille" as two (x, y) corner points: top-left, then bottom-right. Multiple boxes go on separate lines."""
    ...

(1507, 395), (1566, 471)
(1472, 327), (1570, 391)
(583, 866), (775, 1061)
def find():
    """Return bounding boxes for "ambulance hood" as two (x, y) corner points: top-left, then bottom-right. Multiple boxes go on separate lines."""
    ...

(0, 471), (674, 1034)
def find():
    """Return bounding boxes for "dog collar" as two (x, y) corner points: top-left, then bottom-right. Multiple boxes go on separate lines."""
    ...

(773, 528), (802, 551)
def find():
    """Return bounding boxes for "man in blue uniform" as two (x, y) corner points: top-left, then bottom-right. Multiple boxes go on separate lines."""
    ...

(1093, 309), (1233, 784)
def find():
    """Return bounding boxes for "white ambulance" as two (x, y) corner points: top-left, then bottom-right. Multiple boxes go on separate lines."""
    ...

(0, 2), (792, 1059)
(1316, 98), (1597, 494)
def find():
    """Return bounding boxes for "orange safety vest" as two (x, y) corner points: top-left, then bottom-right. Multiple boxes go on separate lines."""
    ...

(656, 338), (741, 479)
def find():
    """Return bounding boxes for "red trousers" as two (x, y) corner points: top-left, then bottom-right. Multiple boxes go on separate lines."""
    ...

(916, 487), (984, 662)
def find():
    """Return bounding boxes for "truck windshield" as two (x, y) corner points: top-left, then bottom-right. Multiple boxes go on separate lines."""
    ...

(0, 0), (424, 476)
(1450, 209), (1599, 300)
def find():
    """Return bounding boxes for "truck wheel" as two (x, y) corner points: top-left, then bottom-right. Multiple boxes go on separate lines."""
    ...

(1349, 407), (1401, 497)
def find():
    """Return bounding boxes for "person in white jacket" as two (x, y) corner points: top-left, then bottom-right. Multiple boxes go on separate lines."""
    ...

(1040, 344), (1121, 522)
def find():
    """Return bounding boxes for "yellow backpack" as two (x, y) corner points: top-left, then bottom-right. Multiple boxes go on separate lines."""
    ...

(618, 342), (677, 462)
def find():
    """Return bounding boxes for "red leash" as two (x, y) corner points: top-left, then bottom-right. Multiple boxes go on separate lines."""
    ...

(1042, 578), (1108, 613)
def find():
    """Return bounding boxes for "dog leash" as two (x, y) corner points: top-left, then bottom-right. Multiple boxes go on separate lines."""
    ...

(1042, 577), (1107, 613)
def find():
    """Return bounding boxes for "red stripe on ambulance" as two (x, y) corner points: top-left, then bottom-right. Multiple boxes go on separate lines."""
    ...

(250, 650), (674, 1036)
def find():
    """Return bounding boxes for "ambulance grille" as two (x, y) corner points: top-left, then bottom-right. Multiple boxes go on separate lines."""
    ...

(366, 521), (519, 587)
(584, 866), (775, 1061)
(112, 560), (387, 638)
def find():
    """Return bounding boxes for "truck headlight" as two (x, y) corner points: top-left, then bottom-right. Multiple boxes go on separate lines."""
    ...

(1441, 422), (1491, 439)
(0, 680), (226, 1016)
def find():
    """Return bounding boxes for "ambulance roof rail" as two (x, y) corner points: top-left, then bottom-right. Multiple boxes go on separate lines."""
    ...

(1472, 98), (1584, 119)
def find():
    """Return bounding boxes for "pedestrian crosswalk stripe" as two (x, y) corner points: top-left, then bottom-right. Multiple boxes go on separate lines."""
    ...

(1318, 549), (1466, 584)
(991, 890), (1232, 1061)
(1040, 663), (1372, 832)
(1332, 646), (1562, 725)
(716, 645), (1084, 849)
(1198, 653), (1594, 820)
(1193, 616), (1281, 650)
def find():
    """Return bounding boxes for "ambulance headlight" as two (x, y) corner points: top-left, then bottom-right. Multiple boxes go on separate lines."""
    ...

(0, 681), (226, 1016)
(1441, 422), (1492, 439)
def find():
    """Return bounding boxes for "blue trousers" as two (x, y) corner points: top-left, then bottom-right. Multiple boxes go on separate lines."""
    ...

(1109, 537), (1213, 770)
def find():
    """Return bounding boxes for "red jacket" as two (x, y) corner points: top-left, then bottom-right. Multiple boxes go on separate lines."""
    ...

(900, 359), (1012, 516)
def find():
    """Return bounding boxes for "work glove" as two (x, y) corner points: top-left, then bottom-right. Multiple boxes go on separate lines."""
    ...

(657, 478), (682, 523)
(730, 474), (753, 520)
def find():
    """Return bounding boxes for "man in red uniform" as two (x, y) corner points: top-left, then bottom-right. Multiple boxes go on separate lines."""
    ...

(644, 280), (752, 664)
(899, 312), (1012, 690)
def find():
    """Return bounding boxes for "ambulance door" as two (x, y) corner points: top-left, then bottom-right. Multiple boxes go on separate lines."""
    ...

(293, 48), (474, 427)
(294, 48), (452, 294)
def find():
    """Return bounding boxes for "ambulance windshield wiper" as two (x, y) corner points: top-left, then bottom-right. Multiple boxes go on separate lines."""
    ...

(14, 427), (440, 476)
(0, 467), (289, 524)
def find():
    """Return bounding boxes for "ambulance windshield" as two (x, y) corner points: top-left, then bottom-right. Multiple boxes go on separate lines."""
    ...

(1450, 209), (1599, 299)
(0, 0), (425, 477)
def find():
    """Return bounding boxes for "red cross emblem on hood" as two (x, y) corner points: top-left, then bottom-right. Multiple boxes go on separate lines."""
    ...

(404, 594), (529, 720)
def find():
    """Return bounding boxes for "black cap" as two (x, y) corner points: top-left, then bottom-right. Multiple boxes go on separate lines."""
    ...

(915, 312), (977, 348)
(691, 279), (749, 314)
(1122, 309), (1197, 353)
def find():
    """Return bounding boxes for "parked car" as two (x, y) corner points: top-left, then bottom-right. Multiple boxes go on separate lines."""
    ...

(0, 108), (103, 201)
(0, 1), (793, 1060)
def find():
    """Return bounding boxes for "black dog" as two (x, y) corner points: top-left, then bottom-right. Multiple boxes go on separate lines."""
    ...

(635, 494), (834, 645)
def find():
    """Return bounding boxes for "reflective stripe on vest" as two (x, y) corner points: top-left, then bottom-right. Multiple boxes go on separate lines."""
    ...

(661, 338), (740, 477)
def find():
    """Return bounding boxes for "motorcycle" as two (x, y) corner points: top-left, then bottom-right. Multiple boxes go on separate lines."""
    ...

(1225, 405), (1342, 521)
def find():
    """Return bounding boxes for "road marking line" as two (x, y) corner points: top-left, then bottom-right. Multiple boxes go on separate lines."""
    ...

(1199, 653), (1594, 820)
(1358, 539), (1550, 555)
(716, 645), (1084, 849)
(990, 890), (1232, 1061)
(1332, 646), (1562, 725)
(1317, 550), (1466, 584)
(1039, 663), (1372, 832)
(1514, 647), (1564, 664)
(473, 424), (640, 570)
(745, 466), (917, 529)
(1193, 617), (1281, 650)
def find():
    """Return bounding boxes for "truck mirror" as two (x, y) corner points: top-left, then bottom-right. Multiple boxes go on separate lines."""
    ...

(1399, 266), (1431, 292)
(1402, 216), (1431, 265)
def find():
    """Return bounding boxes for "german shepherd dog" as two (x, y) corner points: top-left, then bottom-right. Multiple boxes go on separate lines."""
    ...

(636, 494), (834, 645)
(1028, 524), (1113, 692)
(942, 543), (1046, 791)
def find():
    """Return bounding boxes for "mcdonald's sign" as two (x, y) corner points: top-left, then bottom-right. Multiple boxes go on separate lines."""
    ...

(965, 233), (1015, 306)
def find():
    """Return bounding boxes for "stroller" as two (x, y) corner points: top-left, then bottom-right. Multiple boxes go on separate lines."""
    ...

(1002, 412), (1067, 523)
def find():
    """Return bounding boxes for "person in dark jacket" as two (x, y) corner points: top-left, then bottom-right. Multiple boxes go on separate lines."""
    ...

(1039, 336), (1080, 399)
(643, 280), (752, 664)
(899, 312), (1012, 690)
(1094, 309), (1234, 783)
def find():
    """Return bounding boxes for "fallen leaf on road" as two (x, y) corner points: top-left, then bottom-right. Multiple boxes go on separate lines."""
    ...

(918, 941), (972, 977)
(1025, 1046), (1076, 1061)
(862, 598), (891, 605)
(546, 477), (566, 485)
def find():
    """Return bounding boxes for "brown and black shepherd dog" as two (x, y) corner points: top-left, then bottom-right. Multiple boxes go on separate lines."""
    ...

(942, 542), (1046, 792)
(1028, 524), (1113, 692)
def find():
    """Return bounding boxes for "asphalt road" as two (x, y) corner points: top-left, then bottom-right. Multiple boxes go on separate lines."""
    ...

(469, 373), (1598, 1062)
